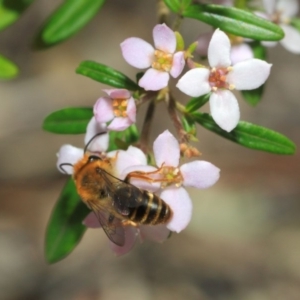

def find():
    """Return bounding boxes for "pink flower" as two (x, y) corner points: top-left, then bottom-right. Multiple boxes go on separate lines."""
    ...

(120, 24), (185, 91)
(259, 0), (300, 54)
(121, 130), (220, 233)
(177, 29), (272, 132)
(94, 89), (136, 131)
(56, 117), (108, 174)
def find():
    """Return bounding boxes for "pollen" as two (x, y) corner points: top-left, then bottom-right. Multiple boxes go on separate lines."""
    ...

(159, 166), (183, 188)
(208, 67), (233, 90)
(112, 98), (128, 118)
(151, 50), (173, 72)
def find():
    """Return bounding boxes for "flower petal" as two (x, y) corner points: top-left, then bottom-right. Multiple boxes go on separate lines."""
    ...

(230, 43), (254, 65)
(93, 96), (114, 123)
(170, 51), (185, 78)
(108, 117), (132, 131)
(83, 212), (100, 228)
(160, 187), (192, 233)
(153, 130), (180, 168)
(126, 97), (137, 123)
(209, 90), (240, 132)
(138, 68), (169, 91)
(109, 226), (138, 256)
(121, 37), (154, 69)
(277, 0), (299, 18)
(103, 89), (131, 99)
(180, 160), (220, 189)
(176, 68), (211, 97)
(153, 23), (176, 53)
(139, 224), (170, 243)
(121, 165), (160, 192)
(84, 117), (109, 152)
(280, 25), (300, 54)
(56, 144), (83, 174)
(227, 59), (272, 90)
(208, 29), (231, 68)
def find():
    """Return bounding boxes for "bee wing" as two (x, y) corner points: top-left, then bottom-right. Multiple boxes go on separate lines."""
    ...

(89, 200), (125, 247)
(99, 169), (145, 216)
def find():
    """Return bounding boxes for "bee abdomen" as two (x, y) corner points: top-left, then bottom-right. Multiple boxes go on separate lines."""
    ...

(128, 190), (171, 225)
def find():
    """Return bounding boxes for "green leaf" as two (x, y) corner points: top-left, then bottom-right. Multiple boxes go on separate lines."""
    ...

(34, 0), (106, 48)
(241, 42), (266, 106)
(45, 178), (90, 263)
(0, 0), (34, 31)
(183, 4), (284, 41)
(76, 60), (139, 91)
(43, 107), (93, 134)
(185, 93), (210, 113)
(0, 54), (19, 79)
(192, 112), (296, 155)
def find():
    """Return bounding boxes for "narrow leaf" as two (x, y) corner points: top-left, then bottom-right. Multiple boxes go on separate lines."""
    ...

(43, 107), (93, 134)
(45, 178), (90, 263)
(183, 4), (284, 41)
(185, 93), (210, 113)
(0, 54), (19, 79)
(192, 112), (296, 155)
(0, 0), (34, 31)
(76, 60), (139, 91)
(34, 0), (105, 48)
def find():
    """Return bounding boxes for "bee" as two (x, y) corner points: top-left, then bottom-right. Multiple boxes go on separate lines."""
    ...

(69, 152), (172, 247)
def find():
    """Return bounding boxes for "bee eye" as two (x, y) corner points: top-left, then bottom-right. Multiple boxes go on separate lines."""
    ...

(88, 155), (101, 162)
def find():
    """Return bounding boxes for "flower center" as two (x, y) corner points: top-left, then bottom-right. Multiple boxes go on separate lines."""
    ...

(208, 67), (234, 91)
(152, 50), (173, 72)
(158, 166), (183, 188)
(112, 98), (128, 117)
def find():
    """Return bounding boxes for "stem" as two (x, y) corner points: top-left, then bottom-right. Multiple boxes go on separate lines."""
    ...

(139, 99), (156, 153)
(156, 0), (169, 24)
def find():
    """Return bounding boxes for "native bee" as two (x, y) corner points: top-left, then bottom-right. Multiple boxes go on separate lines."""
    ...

(71, 153), (172, 246)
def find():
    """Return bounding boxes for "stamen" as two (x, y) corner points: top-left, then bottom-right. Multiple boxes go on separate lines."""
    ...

(112, 98), (128, 118)
(151, 50), (173, 72)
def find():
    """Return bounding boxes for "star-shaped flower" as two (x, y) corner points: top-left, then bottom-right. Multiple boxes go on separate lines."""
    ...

(177, 29), (272, 132)
(259, 0), (300, 54)
(121, 23), (185, 91)
(94, 89), (136, 131)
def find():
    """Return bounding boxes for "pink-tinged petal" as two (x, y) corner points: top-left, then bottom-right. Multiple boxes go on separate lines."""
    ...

(153, 23), (176, 53)
(83, 212), (101, 228)
(227, 59), (272, 90)
(111, 146), (147, 177)
(126, 97), (136, 123)
(93, 97), (114, 123)
(160, 187), (192, 233)
(280, 25), (300, 54)
(153, 130), (180, 168)
(277, 0), (299, 18)
(109, 226), (138, 256)
(230, 44), (254, 65)
(139, 68), (169, 91)
(56, 144), (83, 174)
(108, 117), (132, 131)
(180, 161), (220, 189)
(262, 0), (276, 15)
(196, 32), (213, 56)
(139, 224), (170, 243)
(121, 165), (160, 192)
(209, 90), (240, 132)
(103, 88), (131, 99)
(176, 68), (211, 97)
(170, 51), (185, 78)
(121, 37), (154, 69)
(208, 29), (231, 68)
(84, 117), (109, 152)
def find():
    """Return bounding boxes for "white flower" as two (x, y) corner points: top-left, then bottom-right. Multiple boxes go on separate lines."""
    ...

(177, 29), (272, 132)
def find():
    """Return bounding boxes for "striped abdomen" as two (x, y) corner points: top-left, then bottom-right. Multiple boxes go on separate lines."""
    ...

(127, 190), (172, 225)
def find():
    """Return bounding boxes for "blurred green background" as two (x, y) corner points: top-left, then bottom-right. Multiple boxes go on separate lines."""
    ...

(0, 1), (300, 299)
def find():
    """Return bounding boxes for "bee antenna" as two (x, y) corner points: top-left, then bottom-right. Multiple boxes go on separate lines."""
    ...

(59, 163), (73, 174)
(84, 131), (107, 154)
